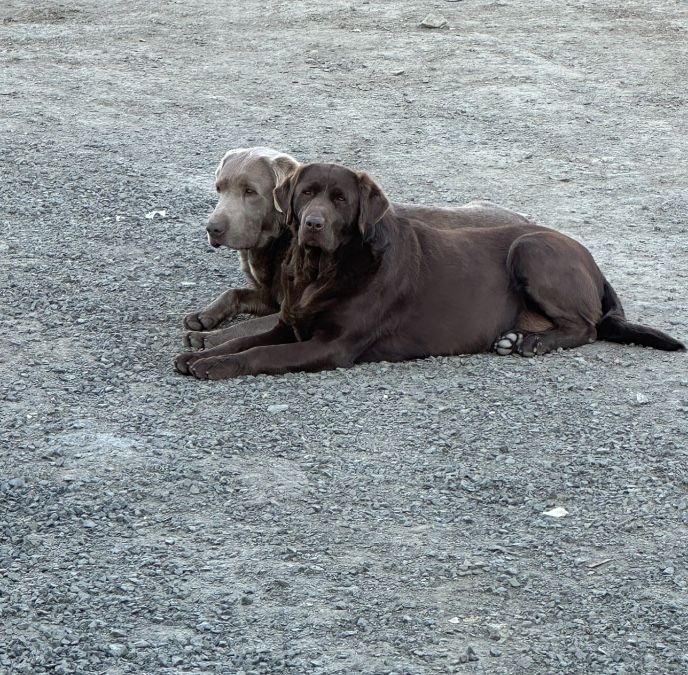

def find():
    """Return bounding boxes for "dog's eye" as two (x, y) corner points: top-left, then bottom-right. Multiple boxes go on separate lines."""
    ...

(244, 188), (256, 195)
(302, 189), (313, 196)
(335, 195), (346, 203)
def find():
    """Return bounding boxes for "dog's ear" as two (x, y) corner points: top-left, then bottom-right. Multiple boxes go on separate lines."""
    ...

(271, 154), (300, 186)
(273, 165), (302, 229)
(357, 171), (390, 240)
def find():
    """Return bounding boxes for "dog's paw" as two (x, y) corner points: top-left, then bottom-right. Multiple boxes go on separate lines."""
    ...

(183, 331), (207, 350)
(173, 351), (199, 375)
(189, 356), (241, 380)
(494, 331), (523, 356)
(519, 333), (543, 357)
(183, 330), (235, 350)
(494, 331), (544, 357)
(183, 310), (221, 332)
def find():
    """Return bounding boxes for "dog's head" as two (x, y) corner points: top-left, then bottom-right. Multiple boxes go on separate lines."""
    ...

(273, 163), (390, 253)
(206, 147), (299, 250)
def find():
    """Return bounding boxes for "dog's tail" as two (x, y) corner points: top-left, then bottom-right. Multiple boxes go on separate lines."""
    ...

(596, 279), (685, 351)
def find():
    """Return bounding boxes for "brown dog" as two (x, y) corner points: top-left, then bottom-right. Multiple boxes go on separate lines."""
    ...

(182, 147), (536, 349)
(174, 162), (684, 379)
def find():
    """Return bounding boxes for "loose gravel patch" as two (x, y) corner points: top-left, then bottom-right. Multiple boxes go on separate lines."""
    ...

(1, 1), (687, 673)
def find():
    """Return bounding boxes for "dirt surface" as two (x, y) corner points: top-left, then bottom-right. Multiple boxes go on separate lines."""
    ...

(1, 1), (687, 673)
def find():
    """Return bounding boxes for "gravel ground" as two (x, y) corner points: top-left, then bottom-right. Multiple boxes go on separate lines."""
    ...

(1, 1), (687, 673)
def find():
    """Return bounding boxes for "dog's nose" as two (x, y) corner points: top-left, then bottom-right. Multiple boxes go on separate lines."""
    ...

(304, 215), (324, 231)
(206, 219), (226, 237)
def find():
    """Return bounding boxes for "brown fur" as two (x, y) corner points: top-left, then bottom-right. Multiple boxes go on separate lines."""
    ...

(183, 148), (536, 350)
(174, 163), (684, 379)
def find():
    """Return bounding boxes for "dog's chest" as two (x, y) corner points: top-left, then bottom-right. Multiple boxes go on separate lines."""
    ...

(247, 257), (260, 284)
(241, 252), (270, 289)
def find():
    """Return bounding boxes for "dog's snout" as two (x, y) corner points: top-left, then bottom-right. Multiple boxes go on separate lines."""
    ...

(304, 215), (325, 231)
(206, 219), (226, 236)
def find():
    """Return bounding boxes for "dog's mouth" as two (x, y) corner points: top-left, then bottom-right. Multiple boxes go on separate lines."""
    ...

(299, 229), (325, 249)
(211, 231), (266, 251)
(207, 235), (253, 250)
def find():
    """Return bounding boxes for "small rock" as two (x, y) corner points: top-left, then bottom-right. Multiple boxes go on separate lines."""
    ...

(542, 507), (569, 518)
(490, 648), (502, 657)
(267, 404), (289, 414)
(487, 624), (503, 640)
(392, 69), (405, 76)
(82, 520), (96, 529)
(23, 534), (42, 547)
(516, 655), (533, 668)
(108, 644), (127, 657)
(420, 13), (448, 29)
(635, 392), (650, 405)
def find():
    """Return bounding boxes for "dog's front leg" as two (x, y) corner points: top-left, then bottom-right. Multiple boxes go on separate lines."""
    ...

(183, 288), (277, 331)
(184, 313), (282, 349)
(187, 337), (355, 380)
(174, 321), (295, 375)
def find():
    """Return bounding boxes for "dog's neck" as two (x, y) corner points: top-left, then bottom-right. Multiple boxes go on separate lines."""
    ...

(240, 220), (292, 291)
(246, 225), (291, 264)
(280, 235), (379, 339)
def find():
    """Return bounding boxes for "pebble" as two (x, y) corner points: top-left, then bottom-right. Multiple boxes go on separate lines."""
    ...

(267, 404), (289, 414)
(516, 655), (534, 668)
(487, 624), (503, 640)
(420, 13), (448, 29)
(108, 643), (127, 657)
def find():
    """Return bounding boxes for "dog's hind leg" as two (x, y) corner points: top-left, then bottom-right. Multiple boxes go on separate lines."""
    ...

(495, 232), (604, 356)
